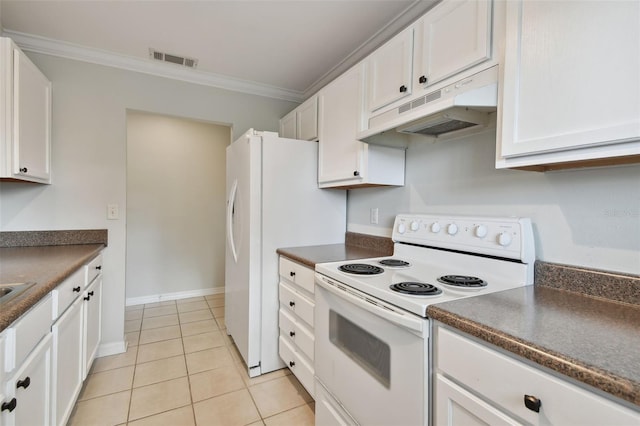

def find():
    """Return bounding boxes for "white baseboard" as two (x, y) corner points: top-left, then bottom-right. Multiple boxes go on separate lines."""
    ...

(125, 287), (224, 307)
(97, 340), (127, 357)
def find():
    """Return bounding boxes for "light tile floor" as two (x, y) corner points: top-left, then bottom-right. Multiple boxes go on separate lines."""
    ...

(68, 293), (315, 426)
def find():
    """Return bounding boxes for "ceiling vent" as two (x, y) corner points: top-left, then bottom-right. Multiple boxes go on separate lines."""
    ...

(149, 49), (198, 69)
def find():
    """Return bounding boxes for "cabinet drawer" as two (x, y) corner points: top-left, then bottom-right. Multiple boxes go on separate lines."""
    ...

(279, 308), (314, 362)
(436, 326), (640, 425)
(435, 374), (521, 426)
(6, 294), (52, 372)
(279, 282), (314, 328)
(85, 253), (103, 287)
(279, 336), (315, 398)
(279, 257), (315, 295)
(52, 268), (83, 319)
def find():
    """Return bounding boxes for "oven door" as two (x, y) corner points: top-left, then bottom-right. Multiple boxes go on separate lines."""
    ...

(315, 273), (428, 426)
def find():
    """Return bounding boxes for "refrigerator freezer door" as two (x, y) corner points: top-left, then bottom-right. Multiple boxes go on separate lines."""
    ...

(225, 132), (263, 375)
(225, 129), (346, 378)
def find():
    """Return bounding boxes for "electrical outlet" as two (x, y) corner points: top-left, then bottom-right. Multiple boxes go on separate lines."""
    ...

(107, 204), (119, 220)
(370, 208), (379, 224)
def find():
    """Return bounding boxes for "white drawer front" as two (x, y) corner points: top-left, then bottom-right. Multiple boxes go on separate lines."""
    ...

(435, 374), (522, 426)
(279, 308), (314, 362)
(279, 282), (314, 328)
(279, 257), (315, 295)
(9, 294), (52, 372)
(52, 268), (83, 319)
(436, 326), (640, 425)
(279, 335), (315, 398)
(85, 253), (103, 287)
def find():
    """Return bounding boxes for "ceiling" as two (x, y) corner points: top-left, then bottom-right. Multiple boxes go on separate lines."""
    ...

(0, 0), (438, 102)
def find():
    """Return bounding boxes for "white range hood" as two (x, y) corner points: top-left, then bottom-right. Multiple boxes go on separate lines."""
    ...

(359, 66), (498, 147)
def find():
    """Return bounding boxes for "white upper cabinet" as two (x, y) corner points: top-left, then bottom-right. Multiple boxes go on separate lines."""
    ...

(279, 96), (318, 141)
(296, 96), (318, 141)
(414, 0), (492, 89)
(366, 27), (414, 113)
(318, 64), (405, 189)
(0, 37), (52, 184)
(279, 110), (296, 139)
(360, 0), (499, 139)
(497, 0), (640, 170)
(318, 65), (365, 186)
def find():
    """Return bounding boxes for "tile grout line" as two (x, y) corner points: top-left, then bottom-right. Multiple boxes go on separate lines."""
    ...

(80, 296), (309, 425)
(178, 300), (198, 426)
(125, 306), (142, 425)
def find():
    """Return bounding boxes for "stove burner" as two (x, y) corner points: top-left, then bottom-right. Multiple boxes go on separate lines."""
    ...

(390, 282), (442, 296)
(437, 275), (487, 288)
(379, 259), (410, 267)
(339, 264), (384, 275)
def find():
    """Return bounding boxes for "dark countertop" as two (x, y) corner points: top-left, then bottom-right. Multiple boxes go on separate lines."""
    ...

(0, 244), (104, 331)
(277, 243), (391, 268)
(428, 285), (640, 407)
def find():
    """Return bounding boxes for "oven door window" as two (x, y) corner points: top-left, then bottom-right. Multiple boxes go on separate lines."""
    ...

(329, 310), (390, 388)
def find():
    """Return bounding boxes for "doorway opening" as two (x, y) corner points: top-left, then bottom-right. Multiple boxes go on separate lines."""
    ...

(125, 110), (231, 304)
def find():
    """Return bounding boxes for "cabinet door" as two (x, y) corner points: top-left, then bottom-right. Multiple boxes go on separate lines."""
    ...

(416, 0), (492, 88)
(0, 389), (6, 426)
(367, 27), (414, 112)
(83, 277), (102, 379)
(499, 0), (640, 159)
(279, 110), (296, 139)
(52, 297), (83, 426)
(296, 96), (318, 141)
(12, 46), (51, 183)
(435, 375), (521, 426)
(436, 325), (640, 426)
(318, 65), (365, 186)
(6, 333), (52, 426)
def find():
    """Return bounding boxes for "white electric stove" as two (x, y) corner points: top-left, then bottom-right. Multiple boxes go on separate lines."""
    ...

(314, 213), (535, 426)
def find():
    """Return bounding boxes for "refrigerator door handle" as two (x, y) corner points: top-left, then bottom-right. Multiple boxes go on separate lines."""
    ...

(227, 179), (239, 263)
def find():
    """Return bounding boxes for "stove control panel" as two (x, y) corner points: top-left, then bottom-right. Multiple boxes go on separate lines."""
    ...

(392, 214), (535, 263)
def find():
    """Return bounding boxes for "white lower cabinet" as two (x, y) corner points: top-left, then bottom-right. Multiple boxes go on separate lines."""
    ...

(0, 333), (4, 426)
(82, 276), (102, 379)
(434, 323), (640, 426)
(1, 251), (104, 426)
(51, 296), (83, 426)
(2, 333), (52, 426)
(278, 257), (315, 398)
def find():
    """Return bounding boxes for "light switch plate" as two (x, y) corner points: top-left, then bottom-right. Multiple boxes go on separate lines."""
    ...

(107, 204), (119, 220)
(370, 208), (379, 224)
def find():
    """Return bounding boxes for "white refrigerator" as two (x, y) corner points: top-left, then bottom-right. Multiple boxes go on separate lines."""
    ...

(225, 129), (346, 377)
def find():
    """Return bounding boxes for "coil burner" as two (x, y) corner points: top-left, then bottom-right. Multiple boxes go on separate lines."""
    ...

(389, 282), (442, 296)
(437, 275), (487, 288)
(339, 264), (384, 275)
(378, 259), (410, 268)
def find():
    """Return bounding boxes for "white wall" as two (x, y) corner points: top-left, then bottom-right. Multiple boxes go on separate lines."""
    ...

(0, 53), (297, 354)
(126, 112), (230, 301)
(347, 128), (640, 275)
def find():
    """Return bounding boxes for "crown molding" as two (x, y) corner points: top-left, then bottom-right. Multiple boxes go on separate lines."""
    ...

(303, 0), (440, 99)
(2, 30), (305, 103)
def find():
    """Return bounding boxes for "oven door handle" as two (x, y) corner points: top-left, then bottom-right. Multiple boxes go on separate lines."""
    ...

(315, 274), (424, 333)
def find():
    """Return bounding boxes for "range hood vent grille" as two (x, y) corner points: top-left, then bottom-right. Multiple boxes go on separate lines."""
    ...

(413, 119), (477, 136)
(399, 91), (443, 115)
(149, 49), (198, 69)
